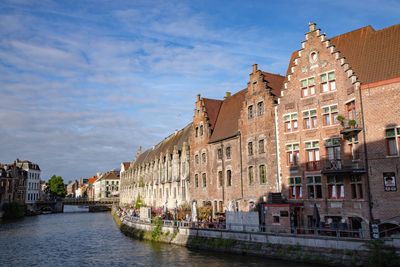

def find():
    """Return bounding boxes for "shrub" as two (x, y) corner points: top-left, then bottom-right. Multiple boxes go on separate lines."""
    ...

(2, 202), (25, 219)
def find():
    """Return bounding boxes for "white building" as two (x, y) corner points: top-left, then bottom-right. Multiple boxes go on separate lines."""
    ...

(15, 159), (41, 205)
(93, 170), (120, 200)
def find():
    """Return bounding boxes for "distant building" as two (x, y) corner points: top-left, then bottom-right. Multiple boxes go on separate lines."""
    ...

(94, 170), (120, 200)
(14, 159), (40, 207)
(0, 163), (27, 209)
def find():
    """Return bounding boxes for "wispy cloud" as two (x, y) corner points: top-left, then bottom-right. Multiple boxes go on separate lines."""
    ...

(0, 0), (398, 180)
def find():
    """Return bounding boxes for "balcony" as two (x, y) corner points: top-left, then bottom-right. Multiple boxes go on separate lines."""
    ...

(321, 158), (366, 175)
(338, 114), (362, 138)
(305, 161), (321, 171)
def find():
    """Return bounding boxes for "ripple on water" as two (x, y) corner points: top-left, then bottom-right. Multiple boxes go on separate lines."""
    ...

(1, 209), (318, 267)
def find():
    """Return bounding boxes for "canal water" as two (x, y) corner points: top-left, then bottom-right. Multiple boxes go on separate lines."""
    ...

(0, 206), (316, 267)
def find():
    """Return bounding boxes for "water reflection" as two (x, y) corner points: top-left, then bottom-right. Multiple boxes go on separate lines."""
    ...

(0, 210), (317, 267)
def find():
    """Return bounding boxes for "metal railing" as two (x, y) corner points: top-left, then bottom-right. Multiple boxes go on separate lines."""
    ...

(119, 214), (369, 240)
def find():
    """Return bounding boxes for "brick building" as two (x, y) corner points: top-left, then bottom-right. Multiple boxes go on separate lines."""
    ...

(120, 22), (399, 235)
(277, 23), (400, 236)
(189, 67), (284, 216)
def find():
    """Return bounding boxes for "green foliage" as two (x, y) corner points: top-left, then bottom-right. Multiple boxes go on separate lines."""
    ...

(134, 194), (144, 210)
(197, 206), (212, 221)
(366, 239), (400, 267)
(336, 114), (345, 122)
(151, 217), (162, 241)
(2, 202), (25, 219)
(348, 119), (357, 127)
(48, 175), (66, 197)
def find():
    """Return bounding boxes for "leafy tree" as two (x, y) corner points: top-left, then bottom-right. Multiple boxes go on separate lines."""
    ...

(48, 175), (66, 198)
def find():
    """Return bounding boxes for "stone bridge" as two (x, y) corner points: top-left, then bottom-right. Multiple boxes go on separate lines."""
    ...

(35, 198), (119, 213)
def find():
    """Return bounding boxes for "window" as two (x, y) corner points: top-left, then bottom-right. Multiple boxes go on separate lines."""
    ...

(350, 176), (363, 199)
(325, 138), (341, 166)
(301, 77), (316, 97)
(248, 105), (254, 119)
(202, 153), (206, 164)
(226, 170), (232, 186)
(284, 113), (298, 132)
(202, 173), (207, 187)
(305, 141), (320, 171)
(257, 101), (264, 116)
(218, 171), (223, 187)
(195, 154), (199, 164)
(303, 109), (317, 129)
(286, 144), (300, 166)
(258, 139), (265, 154)
(385, 127), (400, 156)
(322, 105), (338, 126)
(289, 177), (302, 199)
(217, 148), (223, 160)
(259, 165), (266, 184)
(273, 216), (280, 224)
(346, 100), (356, 120)
(328, 176), (344, 199)
(226, 146), (231, 159)
(307, 176), (322, 199)
(320, 71), (336, 93)
(248, 142), (253, 156)
(248, 166), (254, 185)
(199, 125), (204, 136)
(195, 127), (199, 137)
(195, 174), (199, 188)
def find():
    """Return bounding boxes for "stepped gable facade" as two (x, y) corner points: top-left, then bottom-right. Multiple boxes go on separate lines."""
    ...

(189, 66), (284, 214)
(120, 124), (191, 210)
(277, 22), (400, 236)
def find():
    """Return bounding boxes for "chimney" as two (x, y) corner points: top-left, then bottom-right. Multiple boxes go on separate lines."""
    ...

(196, 94), (201, 101)
(252, 64), (258, 73)
(224, 91), (231, 99)
(308, 22), (316, 32)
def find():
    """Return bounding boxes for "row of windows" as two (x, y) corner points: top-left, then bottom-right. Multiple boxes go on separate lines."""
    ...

(301, 71), (336, 98)
(283, 104), (339, 132)
(29, 172), (40, 179)
(106, 181), (119, 185)
(248, 139), (265, 155)
(194, 164), (268, 189)
(286, 138), (342, 169)
(195, 124), (204, 137)
(28, 193), (39, 201)
(28, 182), (40, 190)
(248, 101), (264, 119)
(288, 175), (363, 200)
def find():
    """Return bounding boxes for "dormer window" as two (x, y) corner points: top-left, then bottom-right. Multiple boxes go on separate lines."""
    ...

(309, 51), (318, 63)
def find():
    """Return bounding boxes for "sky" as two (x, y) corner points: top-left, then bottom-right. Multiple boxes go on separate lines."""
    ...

(0, 0), (399, 182)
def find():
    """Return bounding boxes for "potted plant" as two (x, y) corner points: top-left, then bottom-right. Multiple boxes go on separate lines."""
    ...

(336, 115), (345, 124)
(348, 119), (357, 128)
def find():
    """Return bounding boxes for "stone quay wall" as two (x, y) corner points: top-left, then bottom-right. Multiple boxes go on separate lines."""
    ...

(111, 210), (400, 266)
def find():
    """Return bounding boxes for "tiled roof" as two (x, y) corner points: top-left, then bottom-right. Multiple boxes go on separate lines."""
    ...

(131, 123), (192, 168)
(208, 89), (247, 143)
(330, 24), (400, 84)
(88, 177), (97, 184)
(208, 71), (284, 143)
(285, 24), (400, 85)
(261, 72), (285, 96)
(122, 162), (131, 170)
(202, 98), (222, 131)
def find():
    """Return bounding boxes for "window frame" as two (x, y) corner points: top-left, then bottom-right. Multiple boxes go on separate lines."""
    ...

(286, 143), (300, 166)
(283, 113), (298, 133)
(300, 76), (316, 98)
(385, 127), (400, 156)
(322, 104), (339, 126)
(288, 176), (302, 199)
(302, 108), (318, 130)
(248, 105), (254, 119)
(257, 101), (264, 116)
(259, 164), (266, 184)
(307, 175), (322, 199)
(320, 71), (336, 93)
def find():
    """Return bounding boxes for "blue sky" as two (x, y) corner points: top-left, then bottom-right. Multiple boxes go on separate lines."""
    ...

(0, 0), (399, 181)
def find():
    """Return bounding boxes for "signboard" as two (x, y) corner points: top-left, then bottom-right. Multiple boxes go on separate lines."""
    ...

(383, 172), (397, 192)
(371, 224), (380, 239)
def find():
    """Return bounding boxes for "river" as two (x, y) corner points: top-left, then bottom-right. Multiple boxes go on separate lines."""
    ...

(0, 206), (316, 266)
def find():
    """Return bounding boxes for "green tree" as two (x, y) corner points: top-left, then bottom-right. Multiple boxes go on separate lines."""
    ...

(48, 175), (66, 198)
